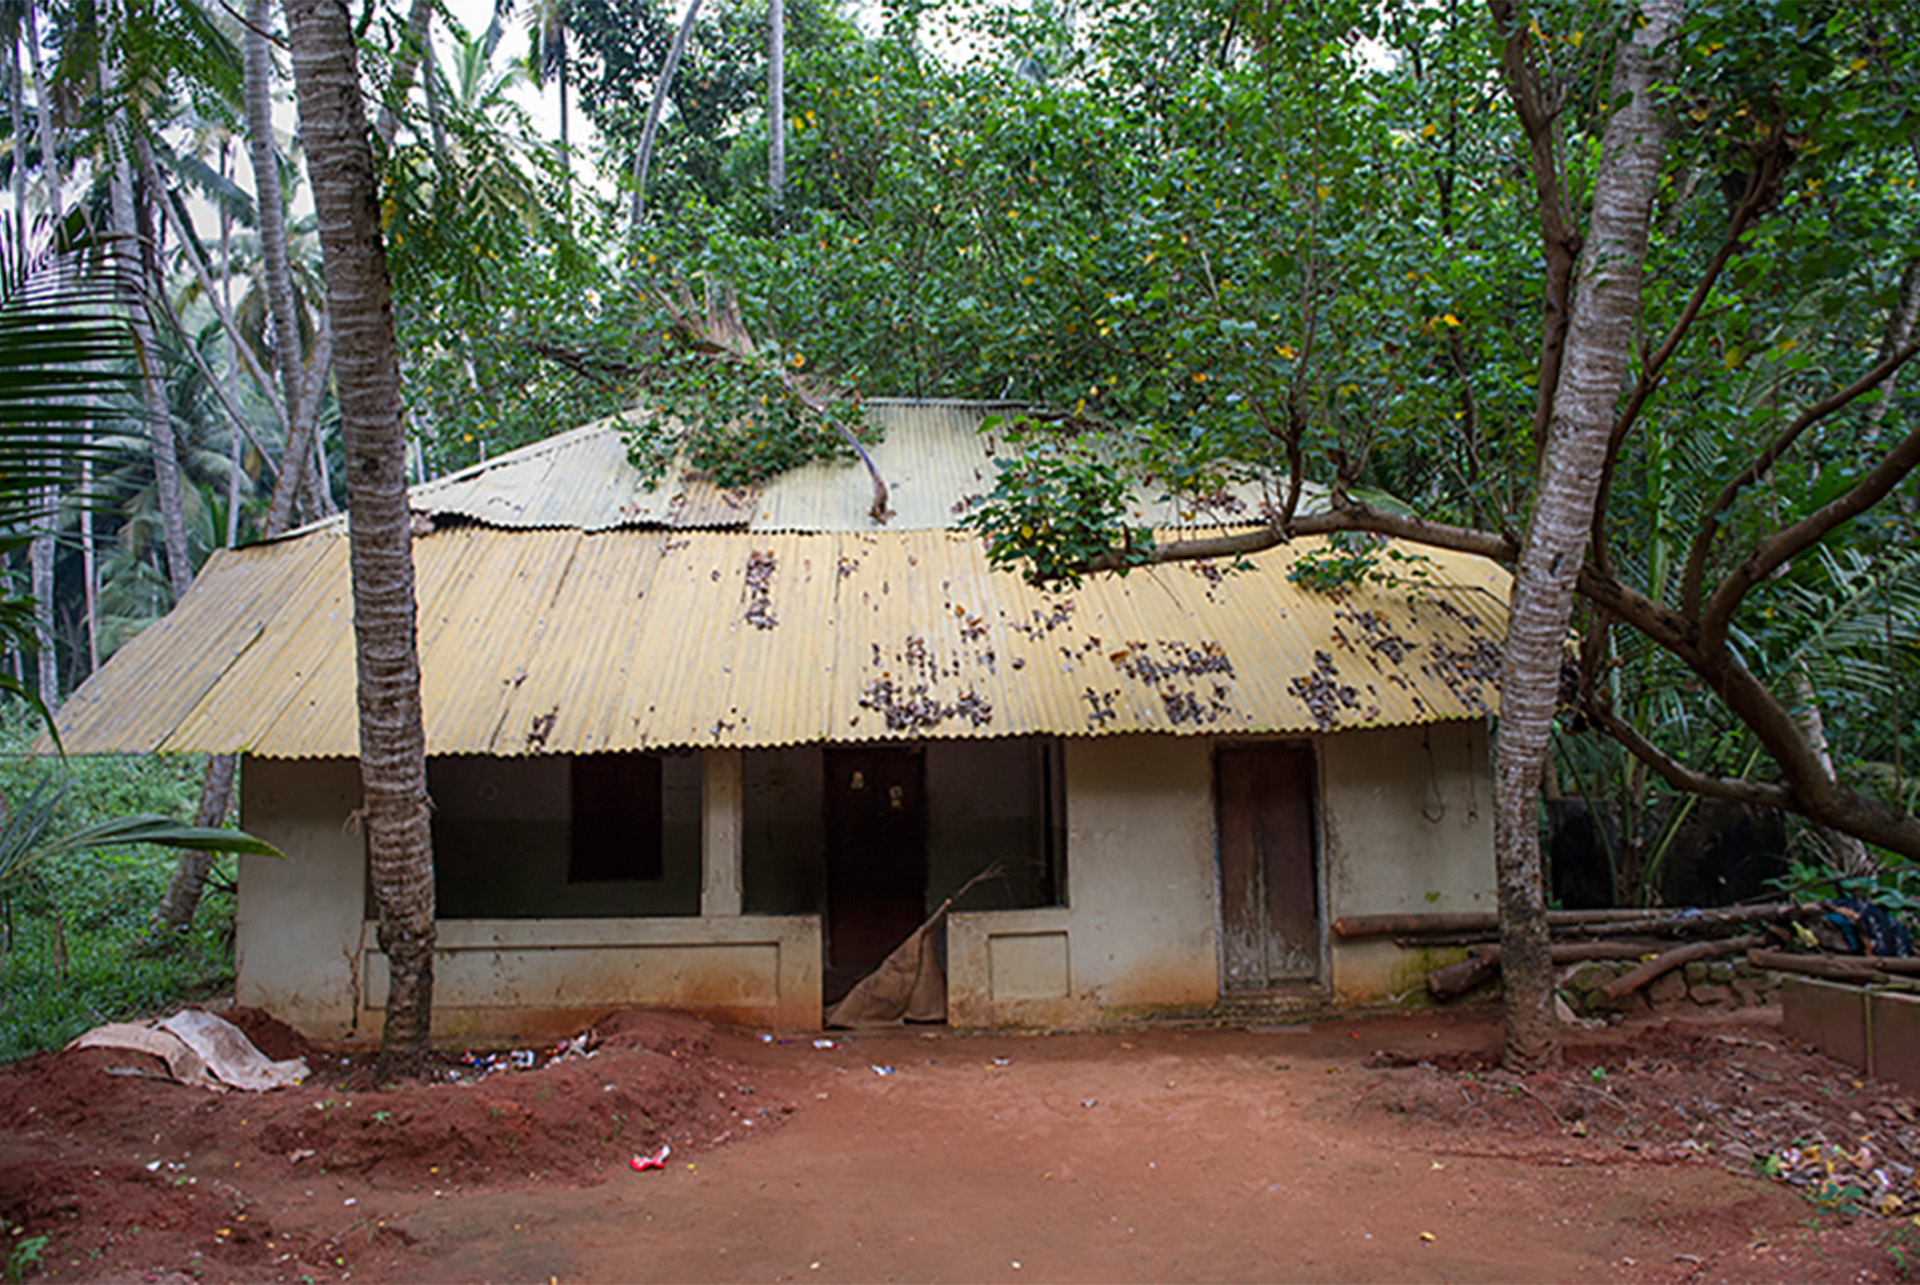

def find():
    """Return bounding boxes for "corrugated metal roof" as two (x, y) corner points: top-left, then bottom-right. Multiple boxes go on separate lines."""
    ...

(398, 400), (1320, 535)
(53, 524), (1508, 758)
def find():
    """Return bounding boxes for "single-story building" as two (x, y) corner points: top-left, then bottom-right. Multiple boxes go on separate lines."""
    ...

(53, 401), (1510, 1041)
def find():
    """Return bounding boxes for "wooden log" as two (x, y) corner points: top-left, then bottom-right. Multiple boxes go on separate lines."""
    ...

(1394, 933), (1499, 948)
(1426, 953), (1500, 1000)
(1599, 934), (1764, 1000)
(1339, 912), (1501, 938)
(1550, 939), (1672, 963)
(1335, 902), (1808, 940)
(1745, 949), (1910, 983)
(1425, 939), (1673, 1001)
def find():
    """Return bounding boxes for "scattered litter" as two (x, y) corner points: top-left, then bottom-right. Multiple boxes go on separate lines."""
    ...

(991, 1057), (1012, 1067)
(871, 1065), (896, 1076)
(145, 1160), (161, 1172)
(630, 1144), (672, 1172)
(812, 1039), (839, 1050)
(448, 1032), (598, 1082)
(343, 1198), (357, 1207)
(760, 1034), (774, 1043)
(1418, 1231), (1435, 1242)
(1081, 1098), (1098, 1108)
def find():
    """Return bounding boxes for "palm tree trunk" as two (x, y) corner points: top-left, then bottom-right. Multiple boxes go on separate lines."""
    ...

(244, 2), (305, 433)
(1493, 0), (1679, 1071)
(79, 448), (97, 675)
(767, 0), (784, 210)
(245, 0), (337, 533)
(286, 0), (436, 1072)
(14, 22), (55, 703)
(373, 0), (436, 149)
(630, 0), (702, 233)
(25, 1), (58, 224)
(106, 110), (192, 603)
(150, 166), (260, 943)
(149, 754), (238, 936)
(9, 34), (26, 257)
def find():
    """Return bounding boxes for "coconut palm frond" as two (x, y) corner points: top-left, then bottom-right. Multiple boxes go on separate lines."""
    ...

(0, 212), (140, 528)
(0, 779), (283, 899)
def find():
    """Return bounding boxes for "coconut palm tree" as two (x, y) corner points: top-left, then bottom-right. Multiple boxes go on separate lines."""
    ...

(285, 0), (436, 1073)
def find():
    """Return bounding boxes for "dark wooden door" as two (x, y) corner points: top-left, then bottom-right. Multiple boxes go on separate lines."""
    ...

(825, 745), (928, 977)
(1217, 743), (1319, 990)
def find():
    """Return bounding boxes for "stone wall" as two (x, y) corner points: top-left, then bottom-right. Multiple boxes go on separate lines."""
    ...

(1558, 956), (1783, 1017)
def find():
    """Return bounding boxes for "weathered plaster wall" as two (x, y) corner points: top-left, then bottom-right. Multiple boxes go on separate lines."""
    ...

(359, 915), (822, 1039)
(1320, 720), (1494, 1002)
(949, 735), (1218, 1026)
(236, 756), (366, 1040)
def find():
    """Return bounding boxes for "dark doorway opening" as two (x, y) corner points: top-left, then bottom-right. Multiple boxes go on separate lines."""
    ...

(824, 745), (928, 1000)
(1216, 742), (1320, 991)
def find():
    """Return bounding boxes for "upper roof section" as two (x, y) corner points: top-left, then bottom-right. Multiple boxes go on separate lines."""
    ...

(400, 399), (1322, 535)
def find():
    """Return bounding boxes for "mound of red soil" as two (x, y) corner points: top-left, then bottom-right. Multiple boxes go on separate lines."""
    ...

(0, 1008), (793, 1282)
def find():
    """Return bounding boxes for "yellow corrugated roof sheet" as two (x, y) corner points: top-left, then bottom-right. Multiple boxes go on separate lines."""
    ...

(54, 523), (1508, 758)
(396, 400), (1320, 535)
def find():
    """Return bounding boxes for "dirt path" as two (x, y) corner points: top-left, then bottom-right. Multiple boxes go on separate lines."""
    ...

(3, 1009), (1915, 1283)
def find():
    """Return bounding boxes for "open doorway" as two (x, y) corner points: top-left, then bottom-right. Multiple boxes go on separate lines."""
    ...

(824, 745), (927, 1001)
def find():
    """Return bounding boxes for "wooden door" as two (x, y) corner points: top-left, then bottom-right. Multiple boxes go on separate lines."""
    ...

(825, 745), (927, 977)
(1217, 743), (1319, 990)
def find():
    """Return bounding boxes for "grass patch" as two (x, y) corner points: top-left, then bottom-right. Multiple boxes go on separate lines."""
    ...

(1, 706), (234, 1062)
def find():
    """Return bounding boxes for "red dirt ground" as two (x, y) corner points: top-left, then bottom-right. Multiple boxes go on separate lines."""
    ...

(2, 1005), (1918, 1283)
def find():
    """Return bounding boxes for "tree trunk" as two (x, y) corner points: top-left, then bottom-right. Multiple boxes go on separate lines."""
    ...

(12, 27), (55, 703)
(148, 753), (238, 939)
(24, 2), (58, 223)
(1493, 0), (1679, 1072)
(1791, 665), (1874, 878)
(28, 0), (66, 695)
(373, 0), (436, 149)
(286, 0), (437, 1073)
(106, 108), (192, 604)
(767, 0), (784, 209)
(631, 0), (703, 232)
(79, 449), (98, 675)
(245, 1), (301, 418)
(245, 0), (338, 534)
(150, 174), (259, 944)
